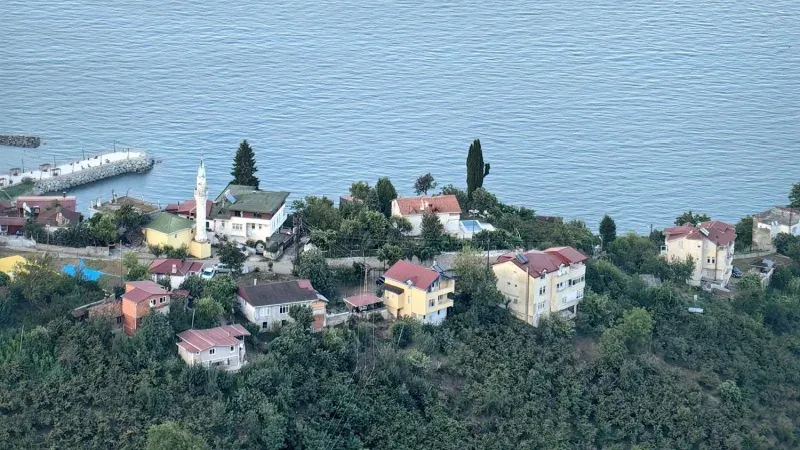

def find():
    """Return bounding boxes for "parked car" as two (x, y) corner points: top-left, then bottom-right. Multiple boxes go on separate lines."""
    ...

(732, 266), (743, 278)
(201, 263), (231, 280)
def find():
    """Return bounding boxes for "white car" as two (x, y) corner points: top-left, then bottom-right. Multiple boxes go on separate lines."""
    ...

(200, 263), (231, 280)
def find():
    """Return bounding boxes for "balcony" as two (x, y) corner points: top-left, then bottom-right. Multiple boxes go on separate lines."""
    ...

(660, 246), (667, 257)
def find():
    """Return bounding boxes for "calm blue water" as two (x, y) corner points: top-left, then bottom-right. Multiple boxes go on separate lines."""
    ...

(2, 1), (799, 232)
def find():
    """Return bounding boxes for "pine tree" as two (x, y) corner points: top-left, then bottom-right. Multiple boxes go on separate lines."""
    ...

(375, 177), (398, 217)
(599, 214), (617, 248)
(230, 139), (259, 188)
(466, 139), (490, 200)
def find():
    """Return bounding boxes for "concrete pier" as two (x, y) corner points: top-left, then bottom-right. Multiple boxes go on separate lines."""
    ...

(0, 135), (41, 148)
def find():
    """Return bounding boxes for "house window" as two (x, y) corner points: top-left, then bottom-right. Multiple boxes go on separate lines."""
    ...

(577, 291), (584, 299)
(537, 302), (545, 312)
(429, 299), (435, 307)
(678, 241), (683, 249)
(235, 211), (242, 217)
(562, 296), (567, 304)
(438, 294), (444, 302)
(279, 305), (289, 314)
(209, 348), (215, 355)
(116, 316), (123, 325)
(149, 299), (155, 307)
(407, 296), (411, 304)
(232, 223), (243, 231)
(539, 286), (546, 295)
(513, 298), (518, 304)
(254, 213), (262, 219)
(159, 297), (166, 304)
(230, 346), (235, 352)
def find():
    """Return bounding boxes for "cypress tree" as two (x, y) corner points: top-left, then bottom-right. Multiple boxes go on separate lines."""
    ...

(599, 214), (617, 248)
(230, 139), (259, 188)
(466, 139), (490, 200)
(375, 177), (398, 217)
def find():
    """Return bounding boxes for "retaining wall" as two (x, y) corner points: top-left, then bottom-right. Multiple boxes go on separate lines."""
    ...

(0, 135), (40, 148)
(34, 154), (154, 194)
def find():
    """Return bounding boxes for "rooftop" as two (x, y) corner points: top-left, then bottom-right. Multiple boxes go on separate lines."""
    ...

(238, 279), (320, 307)
(663, 220), (736, 247)
(754, 206), (800, 227)
(124, 280), (169, 303)
(384, 260), (443, 290)
(92, 195), (160, 214)
(145, 212), (195, 234)
(149, 259), (204, 276)
(36, 207), (82, 227)
(177, 324), (250, 352)
(344, 293), (384, 309)
(393, 195), (462, 216)
(165, 199), (213, 217)
(210, 183), (289, 218)
(494, 246), (588, 278)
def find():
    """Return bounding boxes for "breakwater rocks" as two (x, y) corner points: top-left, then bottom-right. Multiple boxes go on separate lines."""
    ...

(34, 154), (154, 194)
(0, 135), (41, 148)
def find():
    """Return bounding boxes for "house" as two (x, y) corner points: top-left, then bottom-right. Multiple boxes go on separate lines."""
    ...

(88, 191), (160, 218)
(0, 255), (27, 278)
(165, 199), (213, 231)
(0, 216), (26, 235)
(72, 296), (123, 329)
(344, 293), (384, 313)
(149, 258), (204, 289)
(36, 206), (82, 229)
(121, 281), (171, 335)
(209, 183), (290, 244)
(752, 207), (800, 251)
(493, 247), (588, 326)
(237, 279), (326, 331)
(176, 324), (250, 371)
(143, 212), (195, 250)
(662, 221), (736, 288)
(381, 260), (455, 325)
(16, 195), (77, 218)
(391, 195), (462, 236)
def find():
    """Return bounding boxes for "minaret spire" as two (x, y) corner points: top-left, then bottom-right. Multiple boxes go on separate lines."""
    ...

(193, 158), (208, 243)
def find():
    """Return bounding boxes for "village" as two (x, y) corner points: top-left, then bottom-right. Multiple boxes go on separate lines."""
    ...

(0, 139), (796, 374)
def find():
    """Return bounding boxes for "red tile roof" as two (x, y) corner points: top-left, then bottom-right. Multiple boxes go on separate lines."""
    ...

(177, 324), (250, 352)
(384, 260), (442, 290)
(344, 293), (384, 308)
(36, 207), (82, 227)
(663, 220), (736, 247)
(494, 246), (587, 278)
(393, 195), (462, 216)
(149, 259), (204, 276)
(124, 281), (169, 303)
(165, 199), (213, 217)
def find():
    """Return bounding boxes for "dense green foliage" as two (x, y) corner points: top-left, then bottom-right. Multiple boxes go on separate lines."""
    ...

(466, 138), (490, 200)
(2, 241), (800, 449)
(25, 203), (150, 248)
(790, 182), (800, 209)
(736, 215), (754, 250)
(413, 173), (437, 196)
(230, 139), (259, 188)
(674, 210), (711, 226)
(217, 241), (246, 274)
(599, 214), (617, 247)
(374, 177), (398, 217)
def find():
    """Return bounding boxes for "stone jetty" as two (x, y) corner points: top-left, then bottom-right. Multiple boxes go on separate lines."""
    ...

(0, 150), (154, 194)
(0, 135), (41, 148)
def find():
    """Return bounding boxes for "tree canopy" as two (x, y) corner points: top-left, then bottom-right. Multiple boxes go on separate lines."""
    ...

(466, 138), (490, 200)
(674, 210), (711, 226)
(230, 139), (259, 188)
(413, 173), (437, 196)
(599, 214), (617, 247)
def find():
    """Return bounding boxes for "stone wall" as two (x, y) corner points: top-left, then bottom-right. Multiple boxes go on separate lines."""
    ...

(34, 154), (154, 194)
(0, 135), (41, 148)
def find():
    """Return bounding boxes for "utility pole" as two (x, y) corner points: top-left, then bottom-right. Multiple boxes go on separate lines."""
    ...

(486, 236), (490, 270)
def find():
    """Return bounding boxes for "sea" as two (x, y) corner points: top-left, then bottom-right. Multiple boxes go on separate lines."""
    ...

(2, 0), (799, 232)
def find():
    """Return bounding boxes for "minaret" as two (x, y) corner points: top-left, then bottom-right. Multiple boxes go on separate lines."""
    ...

(194, 159), (208, 243)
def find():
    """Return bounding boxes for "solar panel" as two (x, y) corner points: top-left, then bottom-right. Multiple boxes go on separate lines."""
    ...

(433, 265), (444, 273)
(225, 192), (237, 203)
(515, 254), (528, 264)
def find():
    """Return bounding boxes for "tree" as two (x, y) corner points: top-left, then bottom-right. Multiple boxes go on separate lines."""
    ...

(217, 241), (246, 274)
(599, 215), (617, 248)
(204, 275), (237, 314)
(179, 275), (205, 299)
(420, 212), (444, 254)
(89, 213), (118, 246)
(193, 297), (224, 328)
(122, 252), (149, 281)
(291, 196), (341, 231)
(146, 421), (209, 450)
(349, 181), (371, 201)
(440, 184), (468, 211)
(149, 244), (165, 258)
(413, 173), (437, 196)
(735, 216), (754, 250)
(295, 249), (338, 301)
(674, 211), (711, 226)
(115, 203), (149, 245)
(156, 277), (171, 291)
(599, 307), (653, 363)
(452, 246), (505, 313)
(469, 188), (498, 215)
(466, 139), (490, 200)
(288, 305), (314, 330)
(230, 139), (259, 187)
(374, 177), (397, 217)
(377, 244), (403, 266)
(789, 182), (800, 209)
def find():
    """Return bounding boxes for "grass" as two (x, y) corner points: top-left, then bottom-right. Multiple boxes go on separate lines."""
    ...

(0, 178), (35, 200)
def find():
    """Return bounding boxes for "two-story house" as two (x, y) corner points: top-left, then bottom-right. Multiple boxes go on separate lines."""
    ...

(751, 207), (800, 251)
(391, 195), (462, 236)
(237, 279), (326, 331)
(149, 258), (204, 290)
(209, 183), (289, 244)
(176, 324), (250, 371)
(662, 220), (736, 288)
(121, 281), (171, 335)
(381, 260), (455, 325)
(493, 247), (588, 326)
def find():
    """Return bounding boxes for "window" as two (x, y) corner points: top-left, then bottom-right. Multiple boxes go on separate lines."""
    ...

(407, 296), (411, 304)
(232, 223), (243, 231)
(438, 294), (444, 302)
(539, 286), (546, 295)
(678, 241), (683, 249)
(149, 299), (156, 307)
(230, 346), (235, 352)
(513, 298), (518, 304)
(537, 302), (545, 312)
(234, 211), (242, 217)
(279, 305), (289, 314)
(116, 316), (123, 325)
(254, 212), (262, 218)
(562, 296), (567, 305)
(159, 297), (166, 304)
(577, 291), (584, 299)
(429, 299), (435, 307)
(209, 348), (216, 355)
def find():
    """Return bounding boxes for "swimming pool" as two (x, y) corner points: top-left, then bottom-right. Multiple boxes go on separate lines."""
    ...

(460, 220), (484, 232)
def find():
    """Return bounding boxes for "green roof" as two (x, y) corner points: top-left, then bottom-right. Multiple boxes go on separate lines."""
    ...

(145, 212), (194, 234)
(210, 183), (289, 218)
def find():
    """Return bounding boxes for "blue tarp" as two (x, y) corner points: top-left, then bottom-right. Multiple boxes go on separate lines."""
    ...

(62, 259), (104, 281)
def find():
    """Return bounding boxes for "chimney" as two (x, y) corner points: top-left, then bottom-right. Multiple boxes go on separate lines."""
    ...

(171, 264), (177, 274)
(253, 278), (257, 286)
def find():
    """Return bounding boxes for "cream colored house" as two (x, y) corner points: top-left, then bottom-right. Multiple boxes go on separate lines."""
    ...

(492, 247), (587, 326)
(662, 221), (736, 288)
(391, 195), (462, 236)
(382, 260), (455, 325)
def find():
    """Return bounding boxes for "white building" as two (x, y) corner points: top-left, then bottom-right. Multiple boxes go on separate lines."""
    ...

(237, 279), (326, 331)
(149, 259), (204, 290)
(176, 324), (250, 371)
(391, 195), (462, 236)
(209, 183), (289, 244)
(492, 247), (588, 326)
(751, 207), (800, 251)
(662, 221), (736, 288)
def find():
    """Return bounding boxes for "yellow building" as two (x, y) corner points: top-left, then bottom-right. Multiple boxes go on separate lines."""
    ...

(0, 255), (27, 278)
(143, 212), (210, 258)
(382, 260), (454, 325)
(492, 247), (587, 326)
(662, 221), (736, 288)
